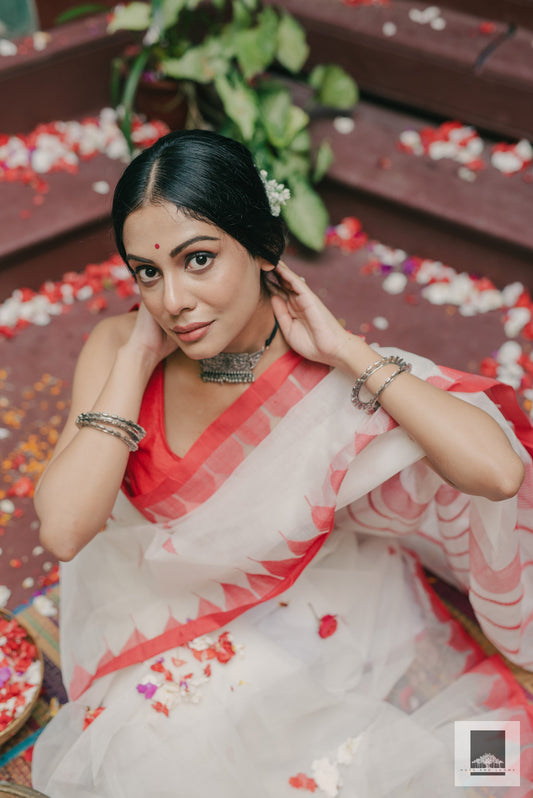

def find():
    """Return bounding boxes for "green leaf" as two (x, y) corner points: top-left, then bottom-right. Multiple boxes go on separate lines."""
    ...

(289, 129), (311, 153)
(214, 74), (259, 141)
(276, 13), (309, 73)
(161, 38), (229, 83)
(313, 140), (334, 182)
(232, 0), (252, 27)
(308, 64), (325, 91)
(258, 85), (291, 148)
(282, 178), (328, 251)
(233, 7), (278, 80)
(159, 0), (203, 28)
(122, 49), (150, 111)
(159, 0), (185, 28)
(275, 151), (309, 181)
(285, 105), (309, 144)
(236, 0), (259, 11)
(119, 49), (150, 153)
(55, 4), (108, 24)
(110, 56), (124, 108)
(309, 64), (358, 110)
(107, 2), (151, 32)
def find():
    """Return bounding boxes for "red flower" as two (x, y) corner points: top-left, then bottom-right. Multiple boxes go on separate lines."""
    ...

(288, 773), (318, 791)
(151, 701), (169, 717)
(87, 296), (108, 314)
(479, 357), (498, 378)
(522, 321), (533, 341)
(7, 476), (34, 498)
(83, 706), (105, 730)
(318, 614), (338, 638)
(150, 661), (173, 682)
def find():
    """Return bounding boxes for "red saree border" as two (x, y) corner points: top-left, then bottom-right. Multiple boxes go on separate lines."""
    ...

(411, 555), (533, 708)
(437, 366), (533, 457)
(124, 350), (306, 514)
(71, 530), (329, 699)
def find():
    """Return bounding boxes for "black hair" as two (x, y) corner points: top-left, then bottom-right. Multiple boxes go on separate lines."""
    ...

(112, 129), (287, 277)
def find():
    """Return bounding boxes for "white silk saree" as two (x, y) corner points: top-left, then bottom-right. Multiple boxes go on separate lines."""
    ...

(32, 348), (533, 797)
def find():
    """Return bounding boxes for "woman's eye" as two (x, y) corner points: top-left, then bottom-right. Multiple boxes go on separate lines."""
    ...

(186, 252), (215, 272)
(136, 266), (159, 284)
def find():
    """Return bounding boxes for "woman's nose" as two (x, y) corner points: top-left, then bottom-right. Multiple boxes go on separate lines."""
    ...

(163, 275), (196, 316)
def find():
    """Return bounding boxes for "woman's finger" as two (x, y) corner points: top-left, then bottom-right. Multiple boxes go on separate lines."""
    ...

(271, 294), (296, 329)
(275, 261), (308, 294)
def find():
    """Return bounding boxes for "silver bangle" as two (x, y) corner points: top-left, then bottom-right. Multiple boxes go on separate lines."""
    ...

(351, 355), (410, 412)
(76, 412), (146, 444)
(75, 419), (140, 452)
(75, 412), (146, 451)
(370, 364), (411, 412)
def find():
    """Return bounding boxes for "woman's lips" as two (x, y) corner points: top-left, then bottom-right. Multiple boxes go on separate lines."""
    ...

(172, 321), (213, 343)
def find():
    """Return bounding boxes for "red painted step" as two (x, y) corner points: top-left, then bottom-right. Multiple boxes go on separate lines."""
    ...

(277, 0), (533, 140)
(313, 101), (533, 288)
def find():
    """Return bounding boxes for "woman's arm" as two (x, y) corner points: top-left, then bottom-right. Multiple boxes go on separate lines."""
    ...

(35, 305), (177, 561)
(271, 262), (525, 501)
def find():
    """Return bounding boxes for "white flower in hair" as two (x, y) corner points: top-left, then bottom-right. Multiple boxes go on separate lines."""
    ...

(259, 169), (291, 216)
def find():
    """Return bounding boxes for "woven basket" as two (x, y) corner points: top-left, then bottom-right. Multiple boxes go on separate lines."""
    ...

(0, 609), (44, 748)
(0, 784), (50, 797)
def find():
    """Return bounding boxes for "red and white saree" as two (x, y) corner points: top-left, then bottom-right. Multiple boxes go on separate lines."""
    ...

(32, 348), (533, 797)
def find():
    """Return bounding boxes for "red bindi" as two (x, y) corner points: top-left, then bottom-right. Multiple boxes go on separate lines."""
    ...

(154, 243), (160, 249)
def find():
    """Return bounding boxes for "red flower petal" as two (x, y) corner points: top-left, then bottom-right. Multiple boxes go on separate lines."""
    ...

(318, 614), (338, 639)
(289, 773), (318, 791)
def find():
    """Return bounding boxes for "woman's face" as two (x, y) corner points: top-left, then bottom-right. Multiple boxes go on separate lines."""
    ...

(122, 201), (275, 357)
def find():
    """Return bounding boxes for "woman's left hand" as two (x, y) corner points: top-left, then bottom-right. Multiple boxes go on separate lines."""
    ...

(270, 261), (354, 368)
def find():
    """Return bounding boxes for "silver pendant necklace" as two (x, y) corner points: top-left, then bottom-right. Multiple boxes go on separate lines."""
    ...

(199, 320), (279, 384)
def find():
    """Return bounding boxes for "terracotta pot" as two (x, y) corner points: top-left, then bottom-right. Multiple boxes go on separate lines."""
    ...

(135, 77), (188, 131)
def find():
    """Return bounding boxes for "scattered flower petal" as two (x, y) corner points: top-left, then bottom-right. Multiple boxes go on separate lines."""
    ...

(92, 180), (110, 195)
(33, 595), (57, 617)
(289, 773), (318, 791)
(333, 117), (355, 135)
(0, 39), (17, 56)
(0, 585), (11, 607)
(318, 614), (338, 639)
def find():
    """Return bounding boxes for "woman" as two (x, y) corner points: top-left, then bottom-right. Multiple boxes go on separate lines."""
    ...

(32, 130), (533, 797)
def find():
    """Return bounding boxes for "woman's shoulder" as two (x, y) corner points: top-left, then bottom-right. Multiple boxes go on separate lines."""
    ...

(85, 310), (138, 352)
(72, 311), (139, 382)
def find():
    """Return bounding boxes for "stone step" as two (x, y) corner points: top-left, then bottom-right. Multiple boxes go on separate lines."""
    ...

(34, 0), (116, 32)
(0, 14), (128, 135)
(438, 0), (533, 29)
(1, 96), (532, 300)
(0, 151), (124, 299)
(312, 99), (533, 289)
(278, 0), (533, 141)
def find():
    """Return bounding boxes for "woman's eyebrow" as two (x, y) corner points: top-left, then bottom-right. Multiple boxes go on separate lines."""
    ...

(169, 235), (220, 257)
(127, 235), (220, 264)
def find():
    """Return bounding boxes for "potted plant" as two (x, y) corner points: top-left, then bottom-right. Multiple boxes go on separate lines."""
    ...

(65, 0), (359, 250)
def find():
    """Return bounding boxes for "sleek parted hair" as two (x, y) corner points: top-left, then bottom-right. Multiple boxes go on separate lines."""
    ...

(112, 129), (287, 273)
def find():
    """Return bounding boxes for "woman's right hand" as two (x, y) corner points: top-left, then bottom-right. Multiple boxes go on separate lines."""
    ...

(125, 302), (180, 367)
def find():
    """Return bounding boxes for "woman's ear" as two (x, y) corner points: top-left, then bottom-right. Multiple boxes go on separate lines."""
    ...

(258, 257), (276, 274)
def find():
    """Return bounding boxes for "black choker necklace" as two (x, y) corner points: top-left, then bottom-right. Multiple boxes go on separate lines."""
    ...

(199, 320), (279, 384)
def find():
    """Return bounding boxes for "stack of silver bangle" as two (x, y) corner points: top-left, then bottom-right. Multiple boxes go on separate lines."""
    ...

(351, 355), (412, 414)
(75, 412), (146, 452)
